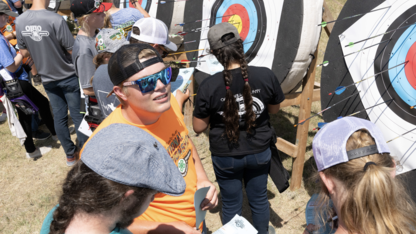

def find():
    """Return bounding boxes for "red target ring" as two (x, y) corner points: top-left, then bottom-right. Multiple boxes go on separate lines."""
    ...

(129, 0), (142, 8)
(405, 41), (416, 89)
(221, 4), (250, 41)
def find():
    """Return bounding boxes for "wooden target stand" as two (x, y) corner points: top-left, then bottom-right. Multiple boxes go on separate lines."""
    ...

(173, 0), (335, 191)
(279, 1), (335, 190)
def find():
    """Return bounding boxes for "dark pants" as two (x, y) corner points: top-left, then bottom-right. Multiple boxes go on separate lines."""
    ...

(212, 148), (271, 234)
(16, 80), (56, 153)
(31, 111), (41, 132)
(43, 76), (88, 155)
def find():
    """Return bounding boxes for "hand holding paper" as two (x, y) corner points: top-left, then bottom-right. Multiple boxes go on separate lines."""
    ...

(197, 180), (218, 210)
(194, 187), (210, 231)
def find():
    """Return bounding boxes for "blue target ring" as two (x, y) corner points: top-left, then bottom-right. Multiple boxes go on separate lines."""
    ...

(375, 6), (416, 125)
(214, 0), (258, 53)
(388, 25), (416, 107)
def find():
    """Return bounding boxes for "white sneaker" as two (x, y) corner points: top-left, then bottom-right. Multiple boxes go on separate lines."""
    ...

(26, 146), (52, 159)
(0, 113), (6, 123)
(69, 126), (75, 134)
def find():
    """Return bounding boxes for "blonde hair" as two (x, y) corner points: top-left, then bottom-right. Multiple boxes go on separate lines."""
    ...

(103, 12), (112, 28)
(77, 15), (92, 37)
(316, 130), (416, 234)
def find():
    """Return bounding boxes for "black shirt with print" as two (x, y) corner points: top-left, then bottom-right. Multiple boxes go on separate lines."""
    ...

(193, 66), (285, 156)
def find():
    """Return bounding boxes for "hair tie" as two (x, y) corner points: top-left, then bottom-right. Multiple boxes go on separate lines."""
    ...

(244, 79), (248, 82)
(363, 162), (377, 172)
(226, 86), (230, 90)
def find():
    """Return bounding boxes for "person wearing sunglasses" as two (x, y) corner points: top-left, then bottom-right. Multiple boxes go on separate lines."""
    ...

(15, 0), (88, 165)
(80, 43), (218, 234)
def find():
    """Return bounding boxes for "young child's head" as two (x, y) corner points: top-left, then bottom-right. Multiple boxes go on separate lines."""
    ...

(71, 0), (112, 36)
(312, 117), (416, 234)
(93, 28), (129, 68)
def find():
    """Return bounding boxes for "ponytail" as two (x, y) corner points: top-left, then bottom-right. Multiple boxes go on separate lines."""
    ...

(212, 35), (256, 144)
(316, 130), (416, 234)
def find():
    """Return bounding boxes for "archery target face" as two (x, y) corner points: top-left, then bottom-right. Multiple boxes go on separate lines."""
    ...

(124, 0), (151, 10)
(191, 0), (283, 74)
(341, 0), (416, 173)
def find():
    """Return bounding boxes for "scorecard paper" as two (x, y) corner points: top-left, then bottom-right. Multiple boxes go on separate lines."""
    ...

(213, 214), (257, 234)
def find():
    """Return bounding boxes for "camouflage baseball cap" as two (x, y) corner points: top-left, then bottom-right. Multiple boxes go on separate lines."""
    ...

(95, 28), (129, 54)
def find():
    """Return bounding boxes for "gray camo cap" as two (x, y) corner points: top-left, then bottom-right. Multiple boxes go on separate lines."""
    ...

(95, 28), (129, 54)
(81, 123), (186, 196)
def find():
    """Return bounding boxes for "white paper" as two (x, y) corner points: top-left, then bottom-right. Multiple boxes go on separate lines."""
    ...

(78, 117), (93, 137)
(171, 68), (194, 97)
(194, 186), (210, 230)
(0, 69), (13, 81)
(340, 0), (416, 174)
(213, 214), (257, 234)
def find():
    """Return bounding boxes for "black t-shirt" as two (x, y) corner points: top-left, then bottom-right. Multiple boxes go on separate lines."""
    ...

(193, 66), (285, 156)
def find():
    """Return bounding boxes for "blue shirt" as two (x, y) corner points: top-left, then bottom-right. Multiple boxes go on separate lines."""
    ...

(111, 8), (144, 40)
(0, 34), (29, 82)
(40, 205), (133, 234)
(6, 0), (18, 13)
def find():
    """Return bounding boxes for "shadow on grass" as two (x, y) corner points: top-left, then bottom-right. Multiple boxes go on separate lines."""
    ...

(302, 156), (319, 196)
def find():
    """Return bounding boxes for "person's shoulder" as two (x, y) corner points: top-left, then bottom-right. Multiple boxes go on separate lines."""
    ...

(121, 7), (140, 14)
(248, 66), (273, 74)
(199, 72), (223, 88)
(93, 65), (111, 83)
(95, 64), (109, 74)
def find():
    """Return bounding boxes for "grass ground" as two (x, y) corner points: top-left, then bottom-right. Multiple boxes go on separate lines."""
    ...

(0, 1), (345, 232)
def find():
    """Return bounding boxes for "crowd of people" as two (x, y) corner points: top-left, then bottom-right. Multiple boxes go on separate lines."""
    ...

(1, 0), (416, 233)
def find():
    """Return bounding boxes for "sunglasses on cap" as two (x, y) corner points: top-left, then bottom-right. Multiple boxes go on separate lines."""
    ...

(85, 0), (105, 15)
(123, 67), (172, 93)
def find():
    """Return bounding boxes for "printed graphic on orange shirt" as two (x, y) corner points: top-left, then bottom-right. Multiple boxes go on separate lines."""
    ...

(166, 130), (191, 177)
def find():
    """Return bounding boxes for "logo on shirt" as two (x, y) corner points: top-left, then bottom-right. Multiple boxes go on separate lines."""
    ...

(22, 25), (49, 42)
(218, 94), (265, 119)
(178, 150), (191, 177)
(6, 25), (12, 32)
(167, 131), (191, 177)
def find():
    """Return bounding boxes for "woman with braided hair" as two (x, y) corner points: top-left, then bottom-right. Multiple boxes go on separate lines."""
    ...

(193, 22), (285, 234)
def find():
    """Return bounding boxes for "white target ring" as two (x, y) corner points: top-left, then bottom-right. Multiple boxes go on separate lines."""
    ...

(341, 0), (416, 173)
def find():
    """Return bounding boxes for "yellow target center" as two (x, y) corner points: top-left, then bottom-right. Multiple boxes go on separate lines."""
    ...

(228, 15), (243, 34)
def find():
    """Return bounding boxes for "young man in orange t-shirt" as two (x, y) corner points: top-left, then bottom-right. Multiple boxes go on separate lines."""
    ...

(80, 44), (218, 234)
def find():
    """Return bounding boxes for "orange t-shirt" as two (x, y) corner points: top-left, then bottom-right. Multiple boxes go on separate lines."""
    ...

(1, 0), (16, 46)
(80, 94), (200, 229)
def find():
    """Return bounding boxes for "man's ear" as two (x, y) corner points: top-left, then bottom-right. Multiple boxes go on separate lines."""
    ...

(124, 190), (134, 199)
(113, 86), (128, 101)
(319, 172), (336, 195)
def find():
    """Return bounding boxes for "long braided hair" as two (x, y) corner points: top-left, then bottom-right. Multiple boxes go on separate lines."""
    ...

(212, 34), (256, 144)
(49, 161), (155, 234)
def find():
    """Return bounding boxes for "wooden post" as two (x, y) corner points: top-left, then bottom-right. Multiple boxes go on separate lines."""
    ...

(183, 75), (194, 127)
(289, 47), (319, 190)
(322, 0), (335, 36)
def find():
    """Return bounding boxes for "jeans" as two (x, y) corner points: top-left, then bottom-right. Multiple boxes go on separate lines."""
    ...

(43, 76), (88, 155)
(31, 112), (41, 132)
(16, 80), (56, 153)
(212, 148), (271, 234)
